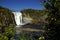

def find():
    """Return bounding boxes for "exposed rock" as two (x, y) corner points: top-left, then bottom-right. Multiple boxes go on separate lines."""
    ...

(0, 6), (15, 26)
(21, 9), (48, 25)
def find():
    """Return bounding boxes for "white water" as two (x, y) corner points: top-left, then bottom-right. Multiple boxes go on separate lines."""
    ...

(13, 12), (23, 26)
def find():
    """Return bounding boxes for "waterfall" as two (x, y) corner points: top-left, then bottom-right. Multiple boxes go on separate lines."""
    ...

(13, 12), (32, 27)
(12, 12), (32, 40)
(13, 12), (22, 26)
(13, 12), (23, 38)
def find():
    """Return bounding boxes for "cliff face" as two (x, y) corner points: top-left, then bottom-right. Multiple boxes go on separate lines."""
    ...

(21, 9), (48, 25)
(0, 6), (15, 26)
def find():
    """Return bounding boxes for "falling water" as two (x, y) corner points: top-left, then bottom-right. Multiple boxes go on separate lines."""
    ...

(13, 12), (22, 26)
(13, 12), (29, 27)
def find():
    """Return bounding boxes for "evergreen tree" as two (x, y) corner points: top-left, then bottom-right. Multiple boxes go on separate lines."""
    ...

(41, 0), (60, 40)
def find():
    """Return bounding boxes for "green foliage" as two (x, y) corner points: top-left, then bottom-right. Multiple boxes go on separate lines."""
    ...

(19, 33), (26, 40)
(19, 33), (38, 40)
(39, 34), (45, 40)
(0, 6), (15, 40)
(41, 0), (60, 40)
(4, 24), (16, 36)
(10, 37), (15, 40)
(29, 34), (36, 40)
(0, 24), (15, 40)
(21, 9), (46, 17)
(0, 34), (8, 40)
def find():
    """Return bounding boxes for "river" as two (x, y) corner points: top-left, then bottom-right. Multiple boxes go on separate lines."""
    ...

(14, 25), (43, 40)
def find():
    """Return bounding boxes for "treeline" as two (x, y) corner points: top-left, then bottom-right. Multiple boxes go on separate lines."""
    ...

(21, 9), (47, 17)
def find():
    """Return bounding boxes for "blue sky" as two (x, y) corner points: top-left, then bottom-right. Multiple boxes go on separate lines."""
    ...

(0, 0), (44, 11)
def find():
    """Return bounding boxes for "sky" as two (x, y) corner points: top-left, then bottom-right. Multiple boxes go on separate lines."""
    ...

(0, 0), (44, 11)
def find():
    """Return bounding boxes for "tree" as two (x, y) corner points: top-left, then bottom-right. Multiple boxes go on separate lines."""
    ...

(41, 0), (60, 40)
